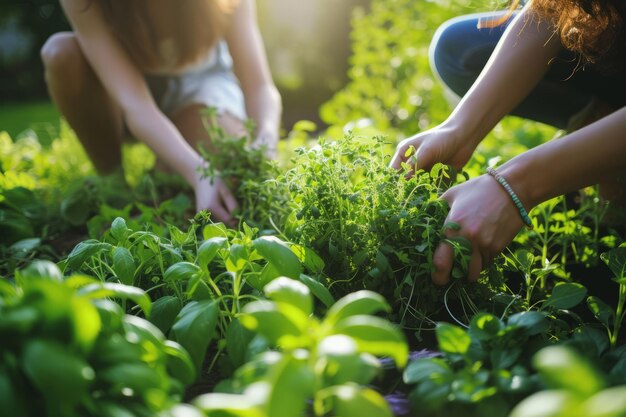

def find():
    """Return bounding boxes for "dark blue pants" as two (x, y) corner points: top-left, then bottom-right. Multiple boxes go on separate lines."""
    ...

(429, 12), (626, 129)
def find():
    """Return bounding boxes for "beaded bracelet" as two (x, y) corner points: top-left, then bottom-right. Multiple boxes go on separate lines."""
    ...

(486, 167), (534, 230)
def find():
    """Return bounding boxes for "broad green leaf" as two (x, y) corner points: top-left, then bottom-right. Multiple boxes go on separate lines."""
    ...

(99, 363), (163, 394)
(436, 323), (471, 355)
(0, 366), (28, 417)
(150, 295), (183, 334)
(196, 237), (228, 272)
(601, 246), (626, 279)
(170, 300), (219, 371)
(265, 356), (315, 417)
(321, 384), (393, 417)
(92, 333), (143, 367)
(240, 301), (309, 347)
(226, 319), (256, 369)
(509, 390), (580, 417)
(110, 217), (129, 242)
(113, 247), (135, 285)
(164, 262), (201, 283)
(18, 260), (62, 281)
(317, 335), (380, 386)
(325, 290), (390, 325)
(65, 240), (112, 271)
(403, 358), (452, 384)
(22, 340), (94, 407)
(543, 283), (587, 310)
(469, 313), (503, 341)
(584, 386), (626, 417)
(202, 223), (229, 240)
(298, 274), (335, 308)
(290, 244), (325, 273)
(193, 392), (264, 417)
(333, 315), (408, 367)
(253, 236), (303, 279)
(587, 296), (615, 329)
(507, 311), (549, 336)
(263, 277), (312, 315)
(226, 244), (248, 272)
(164, 340), (196, 386)
(70, 295), (102, 352)
(533, 345), (604, 397)
(78, 282), (152, 316)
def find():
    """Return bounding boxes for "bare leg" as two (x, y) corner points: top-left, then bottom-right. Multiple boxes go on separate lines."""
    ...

(41, 32), (125, 175)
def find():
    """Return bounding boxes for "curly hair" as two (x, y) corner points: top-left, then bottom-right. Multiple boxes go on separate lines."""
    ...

(530, 0), (626, 72)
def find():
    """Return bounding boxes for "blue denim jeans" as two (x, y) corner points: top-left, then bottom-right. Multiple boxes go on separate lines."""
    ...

(429, 12), (626, 129)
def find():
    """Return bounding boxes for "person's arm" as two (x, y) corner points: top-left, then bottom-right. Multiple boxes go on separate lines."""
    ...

(59, 0), (237, 222)
(391, 4), (562, 171)
(225, 0), (282, 155)
(433, 107), (626, 285)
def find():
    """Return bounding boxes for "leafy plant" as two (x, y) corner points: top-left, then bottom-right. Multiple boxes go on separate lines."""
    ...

(192, 278), (408, 417)
(0, 261), (194, 417)
(509, 345), (626, 417)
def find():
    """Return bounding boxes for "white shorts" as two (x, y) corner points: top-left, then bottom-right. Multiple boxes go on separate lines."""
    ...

(145, 41), (247, 121)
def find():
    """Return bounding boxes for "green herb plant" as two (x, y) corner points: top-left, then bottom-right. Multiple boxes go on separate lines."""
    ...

(192, 278), (408, 417)
(0, 261), (195, 417)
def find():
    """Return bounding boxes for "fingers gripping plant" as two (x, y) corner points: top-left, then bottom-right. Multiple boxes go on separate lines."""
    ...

(191, 278), (409, 417)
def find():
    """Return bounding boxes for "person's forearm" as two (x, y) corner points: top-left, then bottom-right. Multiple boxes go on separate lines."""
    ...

(245, 83), (282, 140)
(499, 108), (626, 208)
(124, 103), (205, 186)
(444, 5), (561, 144)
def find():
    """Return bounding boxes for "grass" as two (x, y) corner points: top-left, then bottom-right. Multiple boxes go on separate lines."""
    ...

(0, 100), (60, 145)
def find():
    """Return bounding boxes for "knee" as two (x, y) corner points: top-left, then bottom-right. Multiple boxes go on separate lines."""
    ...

(41, 33), (87, 81)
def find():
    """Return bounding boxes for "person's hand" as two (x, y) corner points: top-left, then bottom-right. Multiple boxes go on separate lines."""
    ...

(390, 124), (479, 173)
(432, 174), (525, 285)
(194, 174), (239, 226)
(252, 129), (278, 159)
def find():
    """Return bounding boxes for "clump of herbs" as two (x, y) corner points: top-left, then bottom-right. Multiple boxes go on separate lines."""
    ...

(278, 133), (491, 327)
(198, 109), (289, 230)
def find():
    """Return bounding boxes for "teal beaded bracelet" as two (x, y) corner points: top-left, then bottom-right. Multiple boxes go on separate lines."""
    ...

(486, 167), (534, 230)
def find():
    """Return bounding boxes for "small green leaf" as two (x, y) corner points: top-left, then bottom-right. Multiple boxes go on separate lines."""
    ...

(264, 277), (312, 315)
(507, 311), (549, 336)
(170, 300), (219, 371)
(65, 240), (112, 271)
(110, 217), (129, 242)
(298, 274), (335, 308)
(469, 313), (503, 341)
(149, 295), (183, 334)
(533, 345), (604, 397)
(202, 223), (229, 240)
(240, 301), (309, 347)
(543, 283), (587, 310)
(587, 296), (615, 329)
(325, 290), (390, 325)
(265, 356), (315, 417)
(601, 246), (626, 279)
(164, 262), (201, 283)
(22, 340), (94, 406)
(436, 323), (471, 355)
(403, 358), (451, 384)
(112, 247), (135, 285)
(333, 315), (408, 367)
(164, 340), (196, 385)
(197, 237), (228, 271)
(253, 236), (303, 279)
(78, 282), (152, 316)
(321, 384), (393, 417)
(18, 260), (63, 281)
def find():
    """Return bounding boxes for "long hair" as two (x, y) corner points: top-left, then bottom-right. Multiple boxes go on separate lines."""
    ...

(531, 0), (626, 72)
(95, 0), (239, 72)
